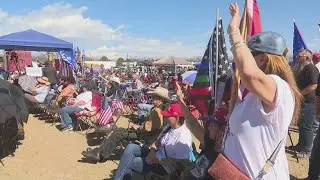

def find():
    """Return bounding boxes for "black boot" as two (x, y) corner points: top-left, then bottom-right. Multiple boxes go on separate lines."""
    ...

(82, 148), (101, 162)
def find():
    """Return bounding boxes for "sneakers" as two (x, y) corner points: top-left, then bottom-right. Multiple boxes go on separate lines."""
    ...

(61, 125), (73, 132)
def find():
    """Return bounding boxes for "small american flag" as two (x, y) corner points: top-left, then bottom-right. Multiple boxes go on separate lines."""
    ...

(112, 99), (124, 111)
(140, 92), (148, 104)
(97, 99), (124, 125)
(98, 106), (113, 125)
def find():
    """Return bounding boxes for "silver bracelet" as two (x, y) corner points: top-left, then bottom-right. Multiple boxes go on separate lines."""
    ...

(230, 41), (246, 52)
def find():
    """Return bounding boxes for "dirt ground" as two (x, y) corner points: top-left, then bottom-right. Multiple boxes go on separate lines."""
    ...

(0, 115), (309, 180)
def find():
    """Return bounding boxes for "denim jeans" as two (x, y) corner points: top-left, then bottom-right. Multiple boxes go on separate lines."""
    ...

(298, 103), (319, 153)
(309, 127), (320, 180)
(113, 144), (165, 180)
(59, 106), (83, 128)
(137, 103), (153, 123)
(99, 128), (138, 159)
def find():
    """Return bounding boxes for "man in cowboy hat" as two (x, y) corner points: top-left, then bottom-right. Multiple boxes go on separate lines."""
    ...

(137, 87), (171, 124)
(103, 76), (121, 109)
(24, 76), (50, 103)
(81, 87), (171, 162)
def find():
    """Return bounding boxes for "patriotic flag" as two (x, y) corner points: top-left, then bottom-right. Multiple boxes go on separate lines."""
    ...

(190, 18), (232, 117)
(230, 0), (262, 112)
(318, 21), (320, 32)
(140, 92), (148, 104)
(112, 99), (124, 112)
(98, 106), (113, 125)
(240, 0), (262, 41)
(293, 21), (308, 63)
(97, 99), (124, 125)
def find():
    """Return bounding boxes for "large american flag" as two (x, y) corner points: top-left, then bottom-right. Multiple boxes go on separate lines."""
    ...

(190, 18), (232, 117)
(98, 99), (124, 125)
(212, 18), (232, 85)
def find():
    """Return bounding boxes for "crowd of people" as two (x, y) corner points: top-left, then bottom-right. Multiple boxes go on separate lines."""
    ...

(1, 3), (320, 180)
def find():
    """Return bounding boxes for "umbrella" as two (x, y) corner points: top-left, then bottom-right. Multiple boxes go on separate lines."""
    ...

(181, 71), (197, 84)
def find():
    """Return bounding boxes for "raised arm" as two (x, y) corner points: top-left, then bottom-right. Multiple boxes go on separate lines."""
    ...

(228, 3), (277, 107)
(176, 82), (205, 143)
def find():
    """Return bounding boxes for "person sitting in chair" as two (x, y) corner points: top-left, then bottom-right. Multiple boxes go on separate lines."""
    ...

(24, 76), (50, 103)
(113, 103), (193, 180)
(59, 84), (92, 132)
(127, 73), (143, 103)
(81, 87), (171, 162)
(104, 76), (120, 108)
(55, 76), (77, 107)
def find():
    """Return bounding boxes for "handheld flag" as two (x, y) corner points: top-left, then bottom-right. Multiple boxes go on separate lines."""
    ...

(190, 18), (231, 117)
(293, 21), (308, 63)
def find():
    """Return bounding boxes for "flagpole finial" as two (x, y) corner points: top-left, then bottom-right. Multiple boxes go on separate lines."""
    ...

(293, 19), (295, 23)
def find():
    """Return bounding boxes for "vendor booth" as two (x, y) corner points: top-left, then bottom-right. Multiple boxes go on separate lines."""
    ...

(0, 29), (75, 77)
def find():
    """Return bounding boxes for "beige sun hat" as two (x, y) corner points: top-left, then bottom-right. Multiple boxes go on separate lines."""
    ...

(110, 76), (121, 84)
(37, 76), (51, 85)
(147, 87), (170, 102)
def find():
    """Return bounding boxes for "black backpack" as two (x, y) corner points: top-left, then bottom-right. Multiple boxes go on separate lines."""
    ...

(0, 80), (29, 161)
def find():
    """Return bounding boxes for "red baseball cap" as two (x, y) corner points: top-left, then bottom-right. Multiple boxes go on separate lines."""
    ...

(161, 103), (184, 117)
(313, 53), (320, 61)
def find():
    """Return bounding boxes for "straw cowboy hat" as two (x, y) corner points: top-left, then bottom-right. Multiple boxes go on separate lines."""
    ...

(147, 87), (170, 101)
(37, 77), (51, 85)
(110, 76), (121, 84)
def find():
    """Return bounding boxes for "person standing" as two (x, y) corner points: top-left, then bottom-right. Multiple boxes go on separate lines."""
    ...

(308, 79), (320, 180)
(313, 53), (320, 72)
(294, 49), (319, 158)
(42, 61), (57, 89)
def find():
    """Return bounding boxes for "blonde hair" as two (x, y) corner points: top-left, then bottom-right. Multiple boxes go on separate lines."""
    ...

(264, 53), (302, 125)
(230, 53), (302, 125)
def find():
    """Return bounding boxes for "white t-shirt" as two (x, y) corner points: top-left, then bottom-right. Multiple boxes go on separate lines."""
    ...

(75, 91), (92, 109)
(34, 86), (50, 103)
(224, 75), (294, 180)
(156, 124), (192, 160)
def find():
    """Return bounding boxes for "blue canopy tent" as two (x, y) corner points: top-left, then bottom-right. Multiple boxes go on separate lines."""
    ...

(0, 29), (76, 71)
(0, 29), (73, 51)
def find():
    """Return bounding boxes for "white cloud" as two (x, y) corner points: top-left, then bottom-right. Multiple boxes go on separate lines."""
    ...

(0, 3), (204, 59)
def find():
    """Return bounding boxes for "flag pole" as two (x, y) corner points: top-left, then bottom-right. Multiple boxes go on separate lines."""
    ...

(214, 8), (219, 109)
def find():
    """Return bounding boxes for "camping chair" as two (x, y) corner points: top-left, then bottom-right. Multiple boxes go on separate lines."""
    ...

(142, 143), (197, 180)
(288, 126), (299, 163)
(34, 92), (56, 120)
(91, 107), (124, 140)
(74, 92), (102, 134)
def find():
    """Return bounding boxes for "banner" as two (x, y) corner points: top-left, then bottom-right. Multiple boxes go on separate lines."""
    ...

(26, 67), (43, 77)
(57, 49), (76, 70)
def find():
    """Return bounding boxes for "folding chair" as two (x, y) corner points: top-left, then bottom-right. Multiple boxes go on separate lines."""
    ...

(288, 126), (299, 163)
(74, 92), (102, 134)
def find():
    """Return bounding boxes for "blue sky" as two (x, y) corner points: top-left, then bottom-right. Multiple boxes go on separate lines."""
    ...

(0, 0), (319, 58)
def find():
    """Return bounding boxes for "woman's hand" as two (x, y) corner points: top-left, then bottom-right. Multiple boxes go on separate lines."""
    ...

(228, 3), (241, 33)
(175, 81), (183, 98)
